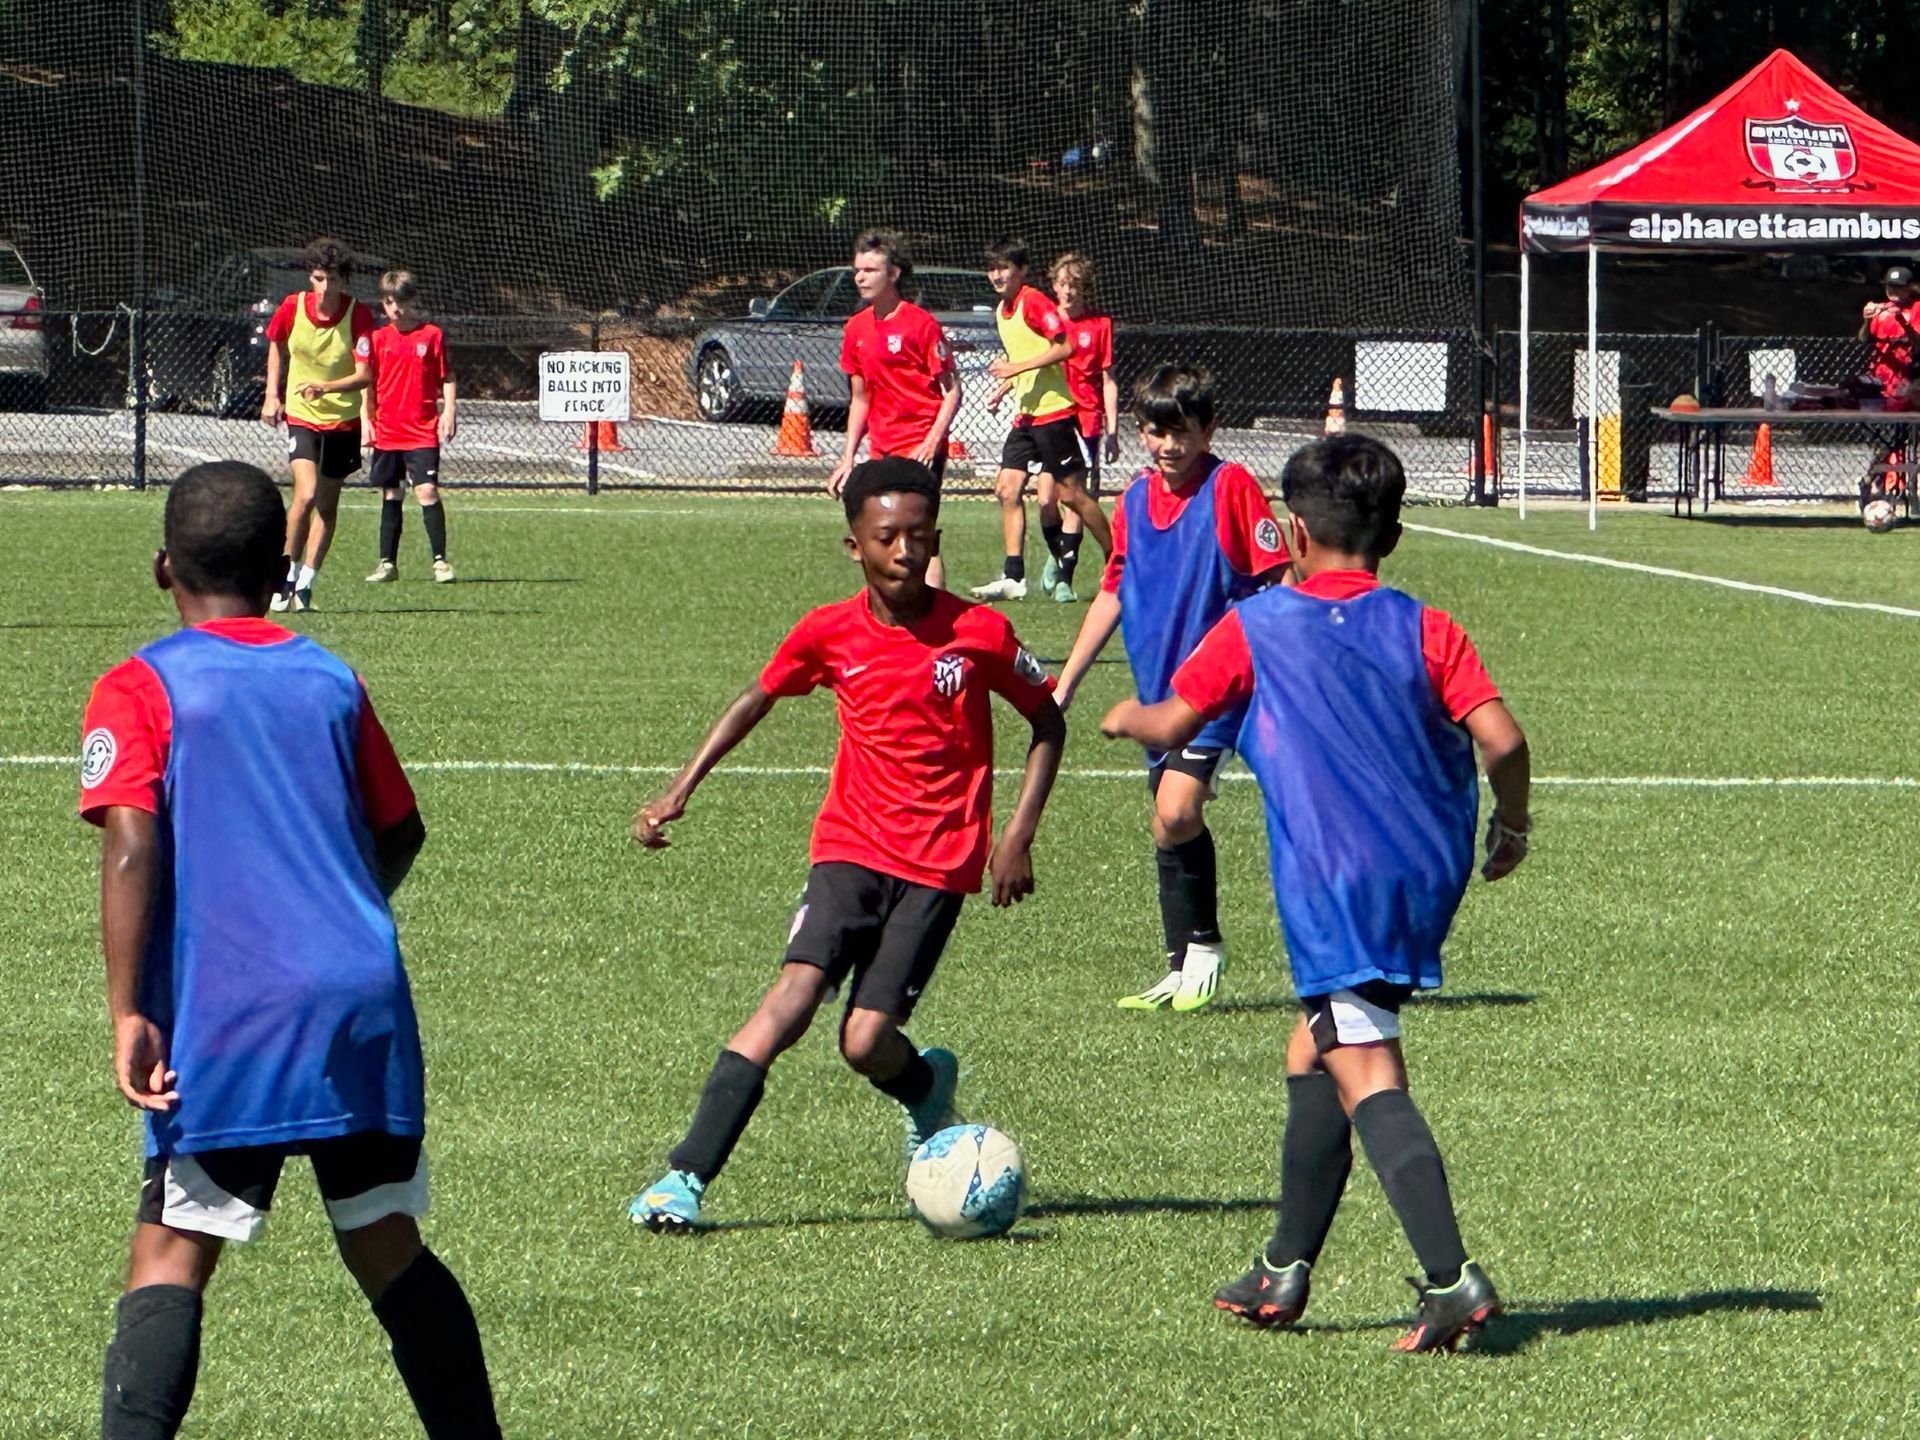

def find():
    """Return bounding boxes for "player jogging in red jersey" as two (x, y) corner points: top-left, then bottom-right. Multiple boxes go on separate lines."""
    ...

(828, 229), (962, 590)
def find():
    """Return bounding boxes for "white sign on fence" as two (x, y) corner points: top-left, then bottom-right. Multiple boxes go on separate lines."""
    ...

(1355, 341), (1449, 412)
(1571, 350), (1621, 417)
(1748, 348), (1796, 399)
(538, 351), (630, 423)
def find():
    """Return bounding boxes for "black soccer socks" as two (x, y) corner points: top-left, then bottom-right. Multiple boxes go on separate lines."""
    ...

(1004, 554), (1026, 582)
(1041, 520), (1065, 561)
(379, 497), (404, 564)
(1057, 537), (1081, 586)
(371, 1249), (502, 1440)
(1352, 1088), (1469, 1286)
(668, 1048), (769, 1183)
(420, 499), (448, 561)
(1155, 828), (1222, 956)
(101, 1284), (202, 1440)
(1269, 1072), (1354, 1268)
(869, 1038), (934, 1107)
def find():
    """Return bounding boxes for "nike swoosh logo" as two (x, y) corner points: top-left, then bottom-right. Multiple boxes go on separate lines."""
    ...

(843, 664), (870, 677)
(1181, 748), (1209, 761)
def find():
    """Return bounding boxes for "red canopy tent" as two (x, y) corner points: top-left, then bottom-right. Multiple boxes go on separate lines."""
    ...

(1514, 49), (1920, 523)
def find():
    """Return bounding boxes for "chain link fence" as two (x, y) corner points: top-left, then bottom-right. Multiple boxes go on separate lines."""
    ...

(2, 316), (1495, 500)
(1495, 328), (1894, 504)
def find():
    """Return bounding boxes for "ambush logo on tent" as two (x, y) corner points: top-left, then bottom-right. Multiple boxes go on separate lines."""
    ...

(1745, 116), (1857, 186)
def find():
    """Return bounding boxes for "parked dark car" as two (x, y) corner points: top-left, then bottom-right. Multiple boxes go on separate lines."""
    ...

(146, 248), (394, 416)
(684, 266), (998, 422)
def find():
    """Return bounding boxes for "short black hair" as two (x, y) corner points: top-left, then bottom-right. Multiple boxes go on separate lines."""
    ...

(1279, 435), (1406, 554)
(854, 229), (914, 288)
(1133, 364), (1216, 430)
(303, 235), (353, 279)
(842, 455), (940, 524)
(984, 238), (1029, 270)
(164, 461), (287, 597)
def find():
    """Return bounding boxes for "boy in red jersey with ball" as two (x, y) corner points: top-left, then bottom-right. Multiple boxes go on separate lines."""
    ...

(628, 456), (1064, 1232)
(827, 230), (962, 590)
(302, 269), (458, 583)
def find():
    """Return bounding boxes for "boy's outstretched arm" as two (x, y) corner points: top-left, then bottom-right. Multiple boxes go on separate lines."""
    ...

(1053, 587), (1121, 713)
(374, 810), (427, 896)
(100, 806), (177, 1112)
(1465, 700), (1531, 880)
(1100, 695), (1206, 753)
(986, 696), (1066, 906)
(633, 683), (778, 847)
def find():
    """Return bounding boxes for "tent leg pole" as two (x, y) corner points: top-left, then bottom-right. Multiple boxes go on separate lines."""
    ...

(1588, 245), (1600, 532)
(1518, 248), (1530, 519)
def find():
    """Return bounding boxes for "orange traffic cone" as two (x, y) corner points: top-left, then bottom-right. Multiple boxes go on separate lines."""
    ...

(773, 361), (818, 457)
(1743, 423), (1775, 486)
(576, 419), (624, 452)
(1323, 378), (1347, 436)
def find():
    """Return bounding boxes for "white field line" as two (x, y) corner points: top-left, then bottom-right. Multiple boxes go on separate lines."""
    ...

(7, 753), (1920, 789)
(1407, 523), (1920, 620)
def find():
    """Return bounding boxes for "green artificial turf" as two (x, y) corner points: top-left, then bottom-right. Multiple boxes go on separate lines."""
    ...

(4, 488), (1919, 1436)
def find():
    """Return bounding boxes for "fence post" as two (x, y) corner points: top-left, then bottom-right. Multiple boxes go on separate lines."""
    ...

(587, 314), (600, 497)
(130, 0), (149, 490)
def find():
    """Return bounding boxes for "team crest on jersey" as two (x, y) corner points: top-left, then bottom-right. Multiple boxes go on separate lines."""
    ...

(1078, 329), (1092, 348)
(1745, 115), (1856, 185)
(415, 339), (429, 358)
(1255, 518), (1282, 553)
(932, 652), (968, 698)
(887, 333), (904, 354)
(1013, 647), (1047, 687)
(80, 727), (115, 789)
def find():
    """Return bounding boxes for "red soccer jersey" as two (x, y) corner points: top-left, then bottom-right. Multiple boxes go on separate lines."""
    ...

(78, 617), (416, 830)
(1171, 570), (1501, 724)
(355, 322), (450, 451)
(1101, 459), (1290, 594)
(757, 588), (1055, 893)
(1868, 302), (1918, 407)
(840, 300), (954, 457)
(1061, 311), (1114, 438)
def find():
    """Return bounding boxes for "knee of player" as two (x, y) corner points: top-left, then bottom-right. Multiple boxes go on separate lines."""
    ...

(994, 473), (1025, 504)
(1152, 802), (1206, 846)
(837, 1013), (898, 1071)
(414, 483), (439, 505)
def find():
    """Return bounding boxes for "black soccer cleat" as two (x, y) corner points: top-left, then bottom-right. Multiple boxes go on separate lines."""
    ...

(1392, 1260), (1500, 1353)
(1213, 1253), (1311, 1328)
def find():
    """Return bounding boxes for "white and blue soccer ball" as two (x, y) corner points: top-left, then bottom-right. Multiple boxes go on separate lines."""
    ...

(906, 1123), (1026, 1239)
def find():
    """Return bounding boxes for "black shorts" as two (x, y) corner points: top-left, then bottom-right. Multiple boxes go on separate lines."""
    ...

(783, 862), (965, 1020)
(138, 1131), (427, 1241)
(370, 446), (442, 491)
(1000, 416), (1088, 481)
(1301, 979), (1413, 1053)
(1146, 744), (1231, 795)
(288, 422), (363, 480)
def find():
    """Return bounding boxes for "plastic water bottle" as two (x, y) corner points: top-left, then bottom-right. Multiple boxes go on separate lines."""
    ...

(1762, 374), (1779, 411)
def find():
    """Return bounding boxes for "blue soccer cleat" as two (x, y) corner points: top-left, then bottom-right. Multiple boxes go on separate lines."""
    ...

(628, 1168), (705, 1233)
(904, 1047), (963, 1160)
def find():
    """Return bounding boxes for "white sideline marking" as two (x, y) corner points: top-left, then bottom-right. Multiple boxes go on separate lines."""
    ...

(7, 753), (1919, 789)
(1407, 523), (1920, 620)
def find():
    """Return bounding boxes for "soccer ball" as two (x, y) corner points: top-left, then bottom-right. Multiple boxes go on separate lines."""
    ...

(906, 1123), (1026, 1239)
(1863, 498), (1898, 533)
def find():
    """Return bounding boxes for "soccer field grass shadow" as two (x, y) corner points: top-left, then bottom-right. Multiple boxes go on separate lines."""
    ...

(1468, 1287), (1825, 1356)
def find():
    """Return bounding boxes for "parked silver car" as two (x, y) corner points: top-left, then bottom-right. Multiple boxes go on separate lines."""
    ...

(0, 242), (48, 409)
(684, 266), (999, 422)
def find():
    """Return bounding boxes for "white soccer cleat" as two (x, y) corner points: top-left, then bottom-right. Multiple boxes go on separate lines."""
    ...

(1117, 968), (1182, 1010)
(969, 576), (1028, 602)
(366, 560), (398, 583)
(432, 558), (455, 583)
(269, 588), (291, 612)
(1171, 942), (1226, 1012)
